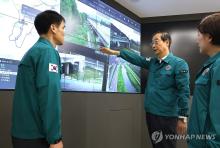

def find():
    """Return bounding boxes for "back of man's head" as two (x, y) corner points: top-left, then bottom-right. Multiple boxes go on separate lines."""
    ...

(198, 13), (220, 46)
(34, 10), (65, 35)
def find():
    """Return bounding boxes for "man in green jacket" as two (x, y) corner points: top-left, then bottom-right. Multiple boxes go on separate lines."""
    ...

(11, 10), (65, 148)
(188, 13), (220, 148)
(100, 32), (190, 148)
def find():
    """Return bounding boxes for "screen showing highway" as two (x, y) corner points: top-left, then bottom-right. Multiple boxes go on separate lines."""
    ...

(0, 0), (141, 93)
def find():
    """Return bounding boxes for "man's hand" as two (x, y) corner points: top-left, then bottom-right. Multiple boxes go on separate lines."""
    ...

(50, 141), (63, 148)
(99, 47), (120, 55)
(176, 119), (187, 135)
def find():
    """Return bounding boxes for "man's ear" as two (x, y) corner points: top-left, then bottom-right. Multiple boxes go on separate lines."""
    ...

(50, 24), (57, 34)
(207, 34), (213, 44)
(165, 40), (170, 48)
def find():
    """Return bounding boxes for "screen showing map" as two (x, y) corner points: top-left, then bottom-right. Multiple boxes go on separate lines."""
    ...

(0, 0), (141, 93)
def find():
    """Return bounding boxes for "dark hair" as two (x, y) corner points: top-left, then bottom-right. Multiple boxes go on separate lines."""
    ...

(34, 10), (65, 35)
(198, 13), (220, 46)
(153, 31), (172, 48)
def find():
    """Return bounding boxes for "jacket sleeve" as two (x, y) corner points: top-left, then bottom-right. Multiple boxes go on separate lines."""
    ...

(119, 49), (151, 69)
(36, 49), (62, 144)
(175, 60), (190, 117)
(207, 63), (220, 146)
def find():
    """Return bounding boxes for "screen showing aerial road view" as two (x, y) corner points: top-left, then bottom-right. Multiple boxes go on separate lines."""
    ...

(0, 0), (141, 93)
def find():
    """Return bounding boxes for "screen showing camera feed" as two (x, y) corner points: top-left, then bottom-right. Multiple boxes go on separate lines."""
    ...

(0, 0), (141, 93)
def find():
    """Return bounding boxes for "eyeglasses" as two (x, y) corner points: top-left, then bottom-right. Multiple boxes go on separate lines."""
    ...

(151, 40), (161, 46)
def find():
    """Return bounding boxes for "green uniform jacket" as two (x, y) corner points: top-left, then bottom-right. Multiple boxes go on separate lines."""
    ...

(188, 52), (220, 148)
(11, 38), (62, 144)
(119, 49), (190, 117)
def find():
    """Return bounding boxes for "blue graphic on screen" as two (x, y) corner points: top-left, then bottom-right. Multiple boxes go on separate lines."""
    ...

(0, 0), (141, 93)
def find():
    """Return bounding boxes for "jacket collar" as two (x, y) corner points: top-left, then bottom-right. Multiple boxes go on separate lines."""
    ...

(203, 51), (220, 67)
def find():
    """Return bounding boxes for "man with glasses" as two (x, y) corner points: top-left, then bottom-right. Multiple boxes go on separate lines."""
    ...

(100, 32), (190, 148)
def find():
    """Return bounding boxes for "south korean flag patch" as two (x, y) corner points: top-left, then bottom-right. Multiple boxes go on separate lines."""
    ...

(49, 63), (58, 73)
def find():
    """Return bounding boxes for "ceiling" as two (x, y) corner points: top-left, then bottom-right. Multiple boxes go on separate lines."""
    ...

(114, 0), (220, 18)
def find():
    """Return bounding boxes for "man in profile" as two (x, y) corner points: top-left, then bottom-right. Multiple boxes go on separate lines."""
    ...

(188, 13), (220, 148)
(100, 32), (190, 148)
(11, 10), (65, 148)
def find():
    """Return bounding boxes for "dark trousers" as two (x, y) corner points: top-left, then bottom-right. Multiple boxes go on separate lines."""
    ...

(146, 112), (178, 148)
(12, 137), (49, 148)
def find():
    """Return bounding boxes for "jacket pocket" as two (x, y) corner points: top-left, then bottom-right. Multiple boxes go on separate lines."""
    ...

(158, 71), (174, 89)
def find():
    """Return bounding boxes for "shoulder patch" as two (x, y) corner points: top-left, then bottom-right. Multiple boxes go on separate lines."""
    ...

(49, 63), (58, 73)
(180, 70), (188, 74)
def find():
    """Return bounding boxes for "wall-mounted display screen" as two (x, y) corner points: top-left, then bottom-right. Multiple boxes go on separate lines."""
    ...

(0, 0), (141, 93)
